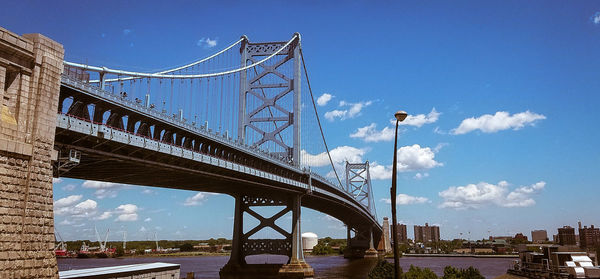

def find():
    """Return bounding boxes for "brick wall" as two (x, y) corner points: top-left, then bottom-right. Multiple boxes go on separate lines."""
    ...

(0, 26), (63, 279)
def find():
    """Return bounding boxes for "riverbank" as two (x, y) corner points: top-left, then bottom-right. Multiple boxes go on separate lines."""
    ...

(402, 254), (519, 258)
(59, 255), (515, 278)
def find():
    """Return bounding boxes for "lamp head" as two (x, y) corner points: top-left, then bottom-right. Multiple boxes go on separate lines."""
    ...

(395, 110), (408, 122)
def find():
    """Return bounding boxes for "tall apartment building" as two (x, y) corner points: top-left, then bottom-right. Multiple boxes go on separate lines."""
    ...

(579, 224), (600, 249)
(394, 224), (408, 244)
(414, 223), (440, 243)
(531, 230), (548, 243)
(557, 226), (576, 246)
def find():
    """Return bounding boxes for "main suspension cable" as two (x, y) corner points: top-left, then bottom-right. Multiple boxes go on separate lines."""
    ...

(299, 48), (343, 188)
(67, 34), (298, 80)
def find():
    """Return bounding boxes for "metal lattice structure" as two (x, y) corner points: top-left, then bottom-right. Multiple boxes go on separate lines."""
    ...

(56, 34), (384, 272)
(345, 161), (376, 218)
(238, 36), (301, 166)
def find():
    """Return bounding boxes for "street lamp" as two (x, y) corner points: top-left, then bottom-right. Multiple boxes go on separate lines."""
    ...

(391, 110), (407, 279)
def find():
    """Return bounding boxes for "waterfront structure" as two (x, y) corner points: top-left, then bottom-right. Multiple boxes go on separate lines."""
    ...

(395, 224), (408, 243)
(0, 26), (383, 279)
(414, 223), (440, 243)
(579, 224), (600, 249)
(531, 230), (548, 243)
(59, 262), (180, 279)
(558, 226), (577, 246)
(301, 232), (318, 252)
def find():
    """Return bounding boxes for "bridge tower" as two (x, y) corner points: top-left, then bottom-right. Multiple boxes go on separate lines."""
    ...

(344, 161), (379, 258)
(220, 193), (314, 279)
(237, 34), (301, 166)
(0, 27), (64, 278)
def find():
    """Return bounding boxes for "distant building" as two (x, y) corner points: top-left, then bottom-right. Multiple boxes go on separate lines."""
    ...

(531, 230), (548, 243)
(514, 233), (528, 242)
(489, 236), (512, 242)
(579, 224), (600, 249)
(394, 224), (408, 244)
(414, 223), (440, 243)
(558, 226), (576, 246)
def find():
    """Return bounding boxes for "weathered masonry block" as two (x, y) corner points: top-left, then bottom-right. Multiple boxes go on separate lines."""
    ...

(0, 26), (64, 278)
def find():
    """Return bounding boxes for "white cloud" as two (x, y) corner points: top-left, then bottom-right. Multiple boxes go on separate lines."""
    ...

(301, 146), (366, 168)
(95, 211), (112, 220)
(343, 144), (442, 181)
(139, 226), (147, 232)
(114, 204), (138, 222)
(197, 37), (217, 48)
(369, 162), (393, 180)
(62, 184), (76, 191)
(433, 143), (448, 153)
(414, 173), (429, 180)
(82, 180), (127, 199)
(54, 197), (98, 219)
(392, 108), (440, 127)
(184, 192), (210, 206)
(59, 219), (74, 225)
(593, 12), (600, 24)
(396, 144), (443, 172)
(141, 189), (154, 195)
(433, 126), (446, 135)
(123, 29), (132, 35)
(350, 123), (395, 142)
(144, 217), (152, 222)
(438, 181), (546, 209)
(381, 194), (430, 205)
(316, 93), (334, 106)
(451, 110), (546, 135)
(324, 101), (372, 121)
(54, 195), (82, 208)
(53, 178), (63, 184)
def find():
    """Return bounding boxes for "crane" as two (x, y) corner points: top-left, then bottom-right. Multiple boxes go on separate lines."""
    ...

(122, 231), (127, 250)
(94, 226), (110, 252)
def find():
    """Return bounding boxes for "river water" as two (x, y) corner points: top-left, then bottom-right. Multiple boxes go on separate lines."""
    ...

(58, 255), (515, 278)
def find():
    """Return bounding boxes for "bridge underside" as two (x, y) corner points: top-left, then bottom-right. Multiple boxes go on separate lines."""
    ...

(54, 128), (379, 236)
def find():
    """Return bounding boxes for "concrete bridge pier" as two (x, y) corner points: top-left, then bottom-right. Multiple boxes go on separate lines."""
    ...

(0, 27), (64, 278)
(220, 193), (314, 279)
(344, 225), (379, 259)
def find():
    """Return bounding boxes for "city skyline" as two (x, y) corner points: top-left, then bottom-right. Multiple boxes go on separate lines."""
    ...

(3, 1), (600, 241)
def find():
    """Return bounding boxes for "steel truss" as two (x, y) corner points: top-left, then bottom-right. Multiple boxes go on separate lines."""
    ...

(238, 36), (301, 166)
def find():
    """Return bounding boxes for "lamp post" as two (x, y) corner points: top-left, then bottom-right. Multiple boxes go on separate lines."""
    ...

(391, 110), (407, 279)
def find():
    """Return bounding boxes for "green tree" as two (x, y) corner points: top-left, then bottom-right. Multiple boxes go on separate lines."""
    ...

(402, 265), (438, 279)
(311, 243), (334, 255)
(180, 243), (195, 252)
(442, 266), (484, 279)
(114, 246), (124, 257)
(207, 238), (218, 247)
(368, 260), (399, 279)
(338, 244), (346, 255)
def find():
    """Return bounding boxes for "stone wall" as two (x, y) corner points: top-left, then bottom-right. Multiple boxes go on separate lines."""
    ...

(0, 26), (64, 278)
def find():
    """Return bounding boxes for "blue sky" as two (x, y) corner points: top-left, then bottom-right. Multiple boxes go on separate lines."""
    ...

(4, 1), (600, 241)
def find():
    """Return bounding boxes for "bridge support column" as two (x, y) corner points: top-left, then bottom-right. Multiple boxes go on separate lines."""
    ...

(220, 194), (313, 279)
(344, 225), (379, 259)
(0, 27), (64, 279)
(364, 227), (379, 258)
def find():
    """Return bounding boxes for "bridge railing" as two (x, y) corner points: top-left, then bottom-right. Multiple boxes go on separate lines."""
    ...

(61, 75), (380, 220)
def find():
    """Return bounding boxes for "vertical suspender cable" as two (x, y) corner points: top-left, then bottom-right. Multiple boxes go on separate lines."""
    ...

(299, 49), (343, 188)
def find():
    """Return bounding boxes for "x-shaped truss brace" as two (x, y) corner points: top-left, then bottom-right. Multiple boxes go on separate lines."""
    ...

(242, 54), (294, 154)
(242, 205), (292, 241)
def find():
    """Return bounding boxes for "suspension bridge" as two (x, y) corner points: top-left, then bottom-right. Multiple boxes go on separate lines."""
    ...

(0, 27), (383, 279)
